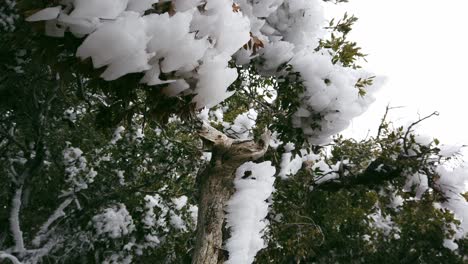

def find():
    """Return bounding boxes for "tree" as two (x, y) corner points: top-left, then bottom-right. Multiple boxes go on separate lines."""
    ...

(0, 0), (467, 263)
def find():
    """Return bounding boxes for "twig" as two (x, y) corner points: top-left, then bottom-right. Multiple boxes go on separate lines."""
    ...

(376, 104), (404, 140)
(403, 111), (439, 155)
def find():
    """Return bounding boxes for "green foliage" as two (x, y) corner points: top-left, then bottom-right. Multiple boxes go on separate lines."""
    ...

(317, 13), (366, 69)
(1, 3), (466, 264)
(258, 117), (466, 263)
(355, 76), (375, 97)
(0, 21), (201, 262)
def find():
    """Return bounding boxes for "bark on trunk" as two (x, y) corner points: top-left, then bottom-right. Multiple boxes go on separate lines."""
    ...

(192, 158), (242, 264)
(192, 122), (270, 264)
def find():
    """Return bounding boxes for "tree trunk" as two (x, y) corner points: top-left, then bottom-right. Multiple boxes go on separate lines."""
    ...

(192, 157), (242, 264)
(192, 123), (270, 264)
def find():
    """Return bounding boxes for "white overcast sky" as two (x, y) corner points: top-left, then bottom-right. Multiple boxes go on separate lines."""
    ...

(325, 0), (468, 146)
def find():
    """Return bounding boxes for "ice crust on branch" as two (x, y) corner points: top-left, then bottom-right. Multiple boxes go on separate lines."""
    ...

(28, 0), (381, 143)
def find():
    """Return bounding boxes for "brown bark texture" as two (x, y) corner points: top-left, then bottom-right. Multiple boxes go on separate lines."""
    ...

(192, 122), (270, 264)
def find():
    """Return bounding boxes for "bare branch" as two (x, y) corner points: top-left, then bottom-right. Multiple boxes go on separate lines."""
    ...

(403, 111), (439, 155)
(198, 121), (233, 151)
(376, 104), (404, 140)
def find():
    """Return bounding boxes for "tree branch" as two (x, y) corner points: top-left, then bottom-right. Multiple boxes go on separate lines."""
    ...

(10, 187), (25, 253)
(32, 198), (73, 247)
(0, 251), (22, 264)
(403, 111), (439, 155)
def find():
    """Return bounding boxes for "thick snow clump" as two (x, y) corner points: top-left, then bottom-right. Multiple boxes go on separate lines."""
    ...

(28, 0), (381, 143)
(225, 161), (276, 264)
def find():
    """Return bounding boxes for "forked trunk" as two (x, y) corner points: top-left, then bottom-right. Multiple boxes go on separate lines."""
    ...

(192, 123), (270, 264)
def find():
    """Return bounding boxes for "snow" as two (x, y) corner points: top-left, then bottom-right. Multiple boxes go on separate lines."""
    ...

(103, 253), (133, 264)
(0, 0), (18, 32)
(163, 79), (190, 96)
(169, 212), (186, 231)
(28, 0), (381, 142)
(225, 161), (276, 264)
(192, 0), (250, 56)
(76, 12), (151, 80)
(63, 107), (77, 123)
(403, 172), (429, 200)
(10, 187), (25, 252)
(71, 0), (128, 19)
(0, 252), (21, 264)
(223, 109), (258, 139)
(62, 146), (98, 194)
(290, 51), (381, 144)
(111, 126), (125, 144)
(57, 14), (100, 36)
(116, 170), (125, 186)
(260, 41), (295, 71)
(269, 132), (283, 149)
(368, 206), (400, 237)
(171, 195), (188, 210)
(192, 51), (237, 108)
(443, 238), (459, 251)
(144, 234), (160, 245)
(278, 151), (303, 179)
(189, 205), (199, 224)
(436, 164), (468, 249)
(143, 12), (208, 73)
(92, 204), (135, 239)
(25, 6), (61, 22)
(32, 198), (73, 247)
(142, 194), (169, 230)
(277, 142), (304, 179)
(173, 0), (203, 12)
(126, 0), (158, 13)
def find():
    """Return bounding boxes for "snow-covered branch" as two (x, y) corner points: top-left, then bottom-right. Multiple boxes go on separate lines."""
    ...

(10, 187), (25, 253)
(0, 251), (22, 264)
(32, 198), (73, 247)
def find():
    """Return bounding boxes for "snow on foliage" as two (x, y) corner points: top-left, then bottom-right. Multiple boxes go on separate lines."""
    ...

(0, 0), (18, 32)
(28, 0), (381, 143)
(143, 194), (168, 230)
(436, 164), (468, 250)
(225, 161), (276, 264)
(63, 146), (97, 193)
(224, 109), (258, 139)
(92, 203), (135, 239)
(368, 206), (400, 238)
